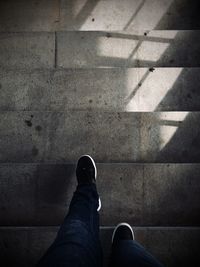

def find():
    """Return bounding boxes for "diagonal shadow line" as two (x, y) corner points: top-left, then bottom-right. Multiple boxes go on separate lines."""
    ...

(154, 68), (199, 112)
(155, 0), (200, 30)
(124, 32), (174, 65)
(155, 112), (200, 162)
(123, 0), (146, 30)
(120, 31), (174, 106)
(75, 0), (100, 29)
(96, 32), (175, 67)
(126, 40), (143, 65)
(124, 70), (150, 104)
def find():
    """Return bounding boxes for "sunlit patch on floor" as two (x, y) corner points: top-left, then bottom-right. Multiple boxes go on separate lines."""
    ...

(159, 112), (189, 149)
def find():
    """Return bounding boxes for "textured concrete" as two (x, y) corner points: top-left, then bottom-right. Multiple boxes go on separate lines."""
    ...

(0, 0), (60, 32)
(143, 164), (200, 226)
(140, 112), (200, 163)
(0, 112), (200, 163)
(0, 33), (55, 69)
(57, 31), (200, 67)
(0, 31), (199, 69)
(0, 164), (199, 226)
(60, 0), (200, 31)
(0, 111), (140, 163)
(1, 0), (199, 31)
(0, 68), (129, 111)
(0, 226), (199, 267)
(154, 0), (200, 30)
(0, 68), (200, 111)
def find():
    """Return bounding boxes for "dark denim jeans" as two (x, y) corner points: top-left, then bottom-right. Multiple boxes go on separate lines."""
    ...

(37, 183), (164, 267)
(110, 240), (164, 267)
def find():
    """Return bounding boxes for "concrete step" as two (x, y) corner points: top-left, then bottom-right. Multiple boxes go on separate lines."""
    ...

(57, 31), (200, 68)
(0, 33), (55, 69)
(0, 68), (200, 111)
(0, 226), (199, 267)
(0, 0), (200, 31)
(0, 111), (200, 163)
(0, 163), (199, 226)
(1, 31), (200, 69)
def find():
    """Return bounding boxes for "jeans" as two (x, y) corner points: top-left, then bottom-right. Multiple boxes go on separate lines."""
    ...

(37, 183), (164, 267)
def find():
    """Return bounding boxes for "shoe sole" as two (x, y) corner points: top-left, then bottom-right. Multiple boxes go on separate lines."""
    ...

(112, 222), (134, 243)
(97, 198), (101, 212)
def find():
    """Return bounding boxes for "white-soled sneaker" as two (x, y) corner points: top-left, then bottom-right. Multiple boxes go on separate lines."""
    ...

(76, 155), (101, 211)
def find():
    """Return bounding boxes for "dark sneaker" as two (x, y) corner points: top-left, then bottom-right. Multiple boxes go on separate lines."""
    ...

(112, 223), (134, 245)
(76, 155), (97, 184)
(76, 155), (101, 211)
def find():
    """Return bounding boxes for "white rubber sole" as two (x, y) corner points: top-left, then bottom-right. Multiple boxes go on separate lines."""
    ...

(112, 222), (134, 243)
(97, 198), (101, 212)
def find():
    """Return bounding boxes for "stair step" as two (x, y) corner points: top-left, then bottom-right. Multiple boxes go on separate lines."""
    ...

(0, 68), (200, 111)
(0, 0), (200, 31)
(57, 31), (200, 68)
(0, 111), (200, 163)
(0, 32), (55, 69)
(1, 31), (200, 69)
(0, 163), (199, 226)
(0, 0), (60, 32)
(0, 226), (199, 267)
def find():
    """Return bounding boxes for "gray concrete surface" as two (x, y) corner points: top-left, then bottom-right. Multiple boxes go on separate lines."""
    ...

(1, 31), (199, 69)
(0, 33), (55, 69)
(0, 163), (199, 226)
(57, 31), (200, 67)
(0, 111), (200, 163)
(0, 0), (200, 31)
(0, 226), (199, 267)
(60, 0), (200, 31)
(0, 68), (200, 111)
(0, 111), (140, 163)
(0, 0), (60, 32)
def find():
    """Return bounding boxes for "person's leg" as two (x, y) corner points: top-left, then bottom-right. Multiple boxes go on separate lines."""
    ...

(110, 223), (164, 267)
(37, 155), (102, 267)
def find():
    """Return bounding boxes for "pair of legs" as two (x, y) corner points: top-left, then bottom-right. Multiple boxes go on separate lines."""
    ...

(38, 155), (164, 267)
